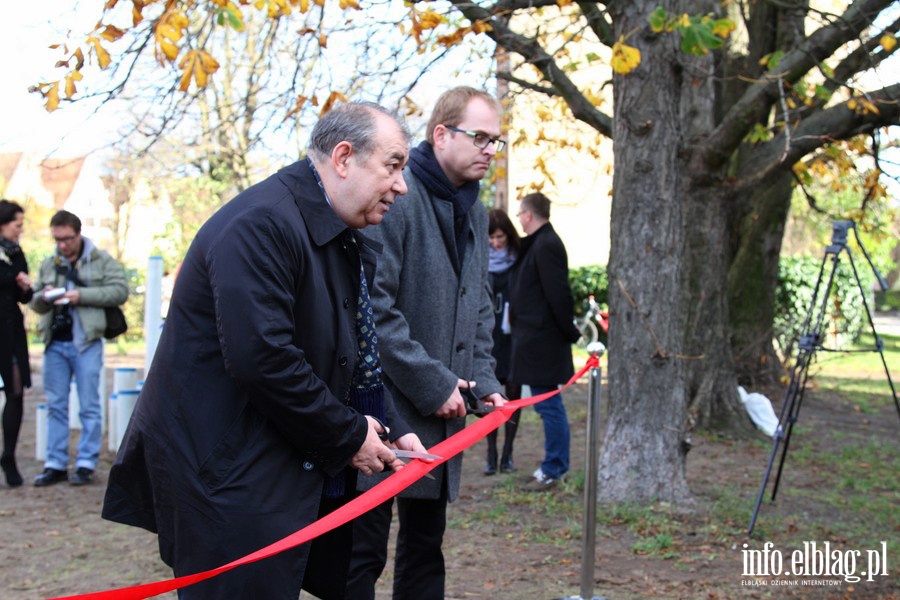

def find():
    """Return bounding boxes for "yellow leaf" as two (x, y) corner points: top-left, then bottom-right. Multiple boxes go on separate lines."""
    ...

(320, 90), (348, 115)
(88, 37), (112, 69)
(99, 25), (126, 42)
(318, 33), (327, 47)
(880, 34), (897, 52)
(197, 50), (220, 74)
(418, 10), (444, 30)
(712, 20), (735, 38)
(611, 36), (640, 75)
(847, 98), (858, 110)
(64, 71), (82, 98)
(860, 98), (879, 115)
(556, 0), (573, 6)
(471, 20), (492, 34)
(299, 0), (309, 12)
(45, 82), (60, 112)
(339, 0), (359, 9)
(160, 40), (180, 62)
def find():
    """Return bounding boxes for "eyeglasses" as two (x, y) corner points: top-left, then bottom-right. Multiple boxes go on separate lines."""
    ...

(54, 234), (78, 243)
(444, 125), (506, 152)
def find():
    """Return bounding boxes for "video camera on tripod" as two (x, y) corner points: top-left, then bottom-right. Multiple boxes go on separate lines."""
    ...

(748, 220), (899, 534)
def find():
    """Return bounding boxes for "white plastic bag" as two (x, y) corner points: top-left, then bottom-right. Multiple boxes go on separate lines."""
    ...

(738, 386), (779, 437)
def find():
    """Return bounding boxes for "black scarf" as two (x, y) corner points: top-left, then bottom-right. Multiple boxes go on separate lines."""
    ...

(407, 141), (481, 266)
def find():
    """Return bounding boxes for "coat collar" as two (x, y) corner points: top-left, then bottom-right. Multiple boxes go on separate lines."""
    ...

(274, 159), (382, 256)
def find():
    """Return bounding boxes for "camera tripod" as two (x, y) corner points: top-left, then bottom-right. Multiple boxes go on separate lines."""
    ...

(748, 220), (899, 535)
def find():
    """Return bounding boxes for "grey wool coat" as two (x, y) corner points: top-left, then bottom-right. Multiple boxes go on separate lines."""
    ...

(360, 169), (502, 502)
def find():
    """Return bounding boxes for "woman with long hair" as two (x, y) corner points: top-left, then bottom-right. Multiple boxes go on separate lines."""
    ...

(484, 209), (522, 475)
(0, 200), (33, 487)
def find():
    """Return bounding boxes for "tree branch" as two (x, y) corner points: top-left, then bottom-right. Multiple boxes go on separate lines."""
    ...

(697, 0), (896, 171)
(734, 82), (900, 193)
(449, 0), (613, 137)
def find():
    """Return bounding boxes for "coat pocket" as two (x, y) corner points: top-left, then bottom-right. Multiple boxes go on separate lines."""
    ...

(197, 404), (265, 492)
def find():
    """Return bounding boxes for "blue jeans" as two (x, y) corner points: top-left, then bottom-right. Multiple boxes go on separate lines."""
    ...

(43, 340), (103, 471)
(531, 386), (569, 479)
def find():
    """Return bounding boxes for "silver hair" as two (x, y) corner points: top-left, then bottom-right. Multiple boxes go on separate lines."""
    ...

(308, 102), (410, 161)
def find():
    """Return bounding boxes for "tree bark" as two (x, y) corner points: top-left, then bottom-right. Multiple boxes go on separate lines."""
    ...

(727, 172), (793, 385)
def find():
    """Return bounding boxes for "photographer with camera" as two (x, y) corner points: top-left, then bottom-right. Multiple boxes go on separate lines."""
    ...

(30, 210), (128, 487)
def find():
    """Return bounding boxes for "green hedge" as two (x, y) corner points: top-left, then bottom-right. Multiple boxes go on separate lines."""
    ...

(567, 259), (876, 358)
(569, 265), (608, 315)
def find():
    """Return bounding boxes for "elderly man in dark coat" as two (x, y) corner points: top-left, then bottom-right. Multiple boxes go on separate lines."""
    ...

(102, 103), (428, 600)
(509, 192), (582, 489)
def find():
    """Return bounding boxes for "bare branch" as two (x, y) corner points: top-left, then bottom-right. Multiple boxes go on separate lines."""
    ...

(697, 0), (896, 171)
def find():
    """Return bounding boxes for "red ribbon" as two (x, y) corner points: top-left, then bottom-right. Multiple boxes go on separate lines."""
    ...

(51, 356), (599, 600)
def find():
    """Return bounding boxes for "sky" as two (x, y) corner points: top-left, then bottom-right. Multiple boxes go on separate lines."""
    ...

(0, 1), (128, 158)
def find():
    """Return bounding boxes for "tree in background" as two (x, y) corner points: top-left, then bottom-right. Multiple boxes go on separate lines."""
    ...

(32, 0), (899, 504)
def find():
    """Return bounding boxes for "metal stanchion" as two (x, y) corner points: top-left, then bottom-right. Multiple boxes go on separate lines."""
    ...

(561, 342), (607, 600)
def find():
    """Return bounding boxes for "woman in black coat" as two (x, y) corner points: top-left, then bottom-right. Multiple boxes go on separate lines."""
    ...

(484, 209), (522, 474)
(0, 200), (33, 487)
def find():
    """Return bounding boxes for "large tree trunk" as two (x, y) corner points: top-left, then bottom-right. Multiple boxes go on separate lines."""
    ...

(600, 0), (758, 503)
(727, 172), (793, 385)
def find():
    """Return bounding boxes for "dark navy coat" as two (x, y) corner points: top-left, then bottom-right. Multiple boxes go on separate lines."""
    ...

(102, 160), (410, 598)
(508, 223), (581, 387)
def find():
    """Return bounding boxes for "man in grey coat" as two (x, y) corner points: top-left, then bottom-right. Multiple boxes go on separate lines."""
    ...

(347, 87), (507, 599)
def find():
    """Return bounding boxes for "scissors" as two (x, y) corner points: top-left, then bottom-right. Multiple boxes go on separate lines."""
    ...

(462, 383), (494, 418)
(391, 449), (441, 480)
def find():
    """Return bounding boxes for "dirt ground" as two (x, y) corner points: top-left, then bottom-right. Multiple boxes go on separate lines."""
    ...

(1, 349), (897, 600)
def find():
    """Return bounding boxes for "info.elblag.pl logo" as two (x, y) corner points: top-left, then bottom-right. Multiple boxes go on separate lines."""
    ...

(740, 541), (890, 586)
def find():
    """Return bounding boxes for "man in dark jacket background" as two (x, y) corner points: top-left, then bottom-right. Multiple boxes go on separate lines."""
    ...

(509, 192), (581, 489)
(102, 102), (428, 599)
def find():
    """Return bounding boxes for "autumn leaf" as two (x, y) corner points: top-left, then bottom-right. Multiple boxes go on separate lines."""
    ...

(880, 34), (897, 52)
(178, 49), (220, 92)
(64, 71), (83, 98)
(99, 25), (126, 42)
(45, 82), (60, 112)
(87, 36), (112, 68)
(320, 90), (348, 115)
(339, 0), (360, 10)
(611, 36), (640, 74)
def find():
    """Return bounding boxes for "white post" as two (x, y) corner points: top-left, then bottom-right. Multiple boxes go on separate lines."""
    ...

(107, 394), (118, 452)
(35, 403), (48, 461)
(145, 256), (164, 376)
(115, 390), (140, 451)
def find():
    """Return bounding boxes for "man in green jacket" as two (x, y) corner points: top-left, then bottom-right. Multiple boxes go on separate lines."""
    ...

(31, 210), (127, 486)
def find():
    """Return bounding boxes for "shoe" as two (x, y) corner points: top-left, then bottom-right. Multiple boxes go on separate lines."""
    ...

(70, 467), (94, 486)
(500, 458), (515, 473)
(484, 462), (497, 476)
(524, 468), (558, 491)
(34, 468), (68, 487)
(1, 454), (23, 487)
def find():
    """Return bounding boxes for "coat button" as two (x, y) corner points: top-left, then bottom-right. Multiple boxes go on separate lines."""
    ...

(455, 343), (465, 352)
(343, 298), (350, 308)
(302, 461), (314, 471)
(339, 356), (348, 366)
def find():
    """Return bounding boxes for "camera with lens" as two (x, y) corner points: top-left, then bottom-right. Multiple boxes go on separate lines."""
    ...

(50, 308), (73, 334)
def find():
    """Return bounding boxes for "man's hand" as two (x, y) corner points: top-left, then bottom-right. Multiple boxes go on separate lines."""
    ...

(350, 416), (404, 476)
(392, 433), (431, 458)
(434, 379), (474, 419)
(481, 392), (507, 409)
(63, 289), (81, 305)
(15, 272), (31, 292)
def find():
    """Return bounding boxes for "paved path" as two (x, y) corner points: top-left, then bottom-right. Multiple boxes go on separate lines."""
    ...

(872, 310), (900, 337)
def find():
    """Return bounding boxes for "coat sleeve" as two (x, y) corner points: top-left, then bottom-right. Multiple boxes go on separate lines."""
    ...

(77, 252), (129, 307)
(369, 204), (459, 417)
(29, 258), (56, 315)
(207, 211), (367, 473)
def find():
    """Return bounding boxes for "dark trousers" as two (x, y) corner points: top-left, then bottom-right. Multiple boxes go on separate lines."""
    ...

(347, 492), (448, 600)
